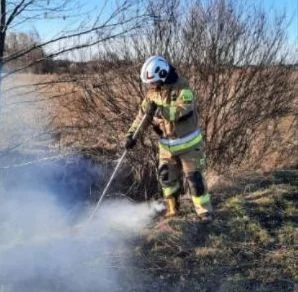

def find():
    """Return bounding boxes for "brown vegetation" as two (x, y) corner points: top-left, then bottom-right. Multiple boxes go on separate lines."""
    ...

(2, 0), (297, 198)
(28, 0), (297, 200)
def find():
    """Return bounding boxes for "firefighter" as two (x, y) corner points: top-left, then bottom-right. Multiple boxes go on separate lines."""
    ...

(125, 56), (213, 221)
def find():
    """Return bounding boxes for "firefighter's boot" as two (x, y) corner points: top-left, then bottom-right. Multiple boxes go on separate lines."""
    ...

(165, 196), (179, 218)
(192, 193), (213, 222)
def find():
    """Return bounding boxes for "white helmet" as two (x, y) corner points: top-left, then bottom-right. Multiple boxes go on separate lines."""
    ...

(140, 56), (170, 84)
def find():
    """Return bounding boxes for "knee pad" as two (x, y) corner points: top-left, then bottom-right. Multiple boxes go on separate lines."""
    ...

(158, 164), (170, 185)
(186, 171), (205, 196)
(158, 162), (180, 187)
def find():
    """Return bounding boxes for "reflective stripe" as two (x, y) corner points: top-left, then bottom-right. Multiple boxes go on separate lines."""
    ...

(192, 193), (210, 206)
(160, 129), (201, 146)
(179, 89), (193, 102)
(160, 133), (202, 153)
(169, 106), (176, 121)
(162, 182), (180, 197)
(159, 129), (202, 153)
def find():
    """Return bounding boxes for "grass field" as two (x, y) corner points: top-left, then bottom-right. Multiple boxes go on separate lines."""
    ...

(134, 169), (298, 291)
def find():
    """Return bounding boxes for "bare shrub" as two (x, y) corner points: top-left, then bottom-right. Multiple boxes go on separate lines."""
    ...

(178, 1), (297, 172)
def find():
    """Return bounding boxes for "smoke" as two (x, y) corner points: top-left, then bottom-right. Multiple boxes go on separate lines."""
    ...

(0, 75), (156, 292)
(0, 172), (155, 292)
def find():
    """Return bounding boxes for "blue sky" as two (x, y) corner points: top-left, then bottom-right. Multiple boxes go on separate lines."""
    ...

(20, 0), (298, 44)
(22, 1), (114, 40)
(255, 0), (298, 43)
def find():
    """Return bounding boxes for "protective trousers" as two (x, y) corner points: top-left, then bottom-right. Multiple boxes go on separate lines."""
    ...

(158, 143), (213, 217)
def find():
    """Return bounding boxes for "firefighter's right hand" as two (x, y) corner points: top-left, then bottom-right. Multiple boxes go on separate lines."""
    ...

(125, 134), (136, 150)
(144, 101), (157, 116)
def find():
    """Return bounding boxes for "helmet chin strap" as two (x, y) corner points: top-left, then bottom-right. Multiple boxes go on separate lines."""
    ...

(164, 64), (179, 84)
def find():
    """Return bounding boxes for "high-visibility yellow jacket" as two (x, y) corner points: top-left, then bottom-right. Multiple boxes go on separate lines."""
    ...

(128, 77), (202, 154)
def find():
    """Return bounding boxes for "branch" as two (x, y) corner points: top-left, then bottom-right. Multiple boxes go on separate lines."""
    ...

(0, 0), (6, 33)
(6, 0), (29, 28)
(3, 15), (141, 64)
(2, 77), (78, 94)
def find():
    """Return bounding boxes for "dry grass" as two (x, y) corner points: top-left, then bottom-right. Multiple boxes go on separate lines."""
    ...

(133, 169), (298, 291)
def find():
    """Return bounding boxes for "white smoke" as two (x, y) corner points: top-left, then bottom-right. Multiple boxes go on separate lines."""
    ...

(0, 188), (155, 292)
(0, 74), (156, 292)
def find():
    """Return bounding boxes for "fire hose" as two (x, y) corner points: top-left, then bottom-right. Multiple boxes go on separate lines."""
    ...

(87, 113), (149, 222)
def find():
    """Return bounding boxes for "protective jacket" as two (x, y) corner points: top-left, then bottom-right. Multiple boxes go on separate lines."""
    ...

(128, 77), (202, 155)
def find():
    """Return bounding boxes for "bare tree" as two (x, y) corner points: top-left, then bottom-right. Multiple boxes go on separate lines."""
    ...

(0, 0), (145, 97)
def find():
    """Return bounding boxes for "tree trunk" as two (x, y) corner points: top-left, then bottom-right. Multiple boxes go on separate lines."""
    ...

(0, 0), (6, 101)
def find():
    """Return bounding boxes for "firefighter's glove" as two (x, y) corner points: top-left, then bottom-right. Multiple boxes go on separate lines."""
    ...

(144, 101), (157, 117)
(125, 134), (136, 150)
